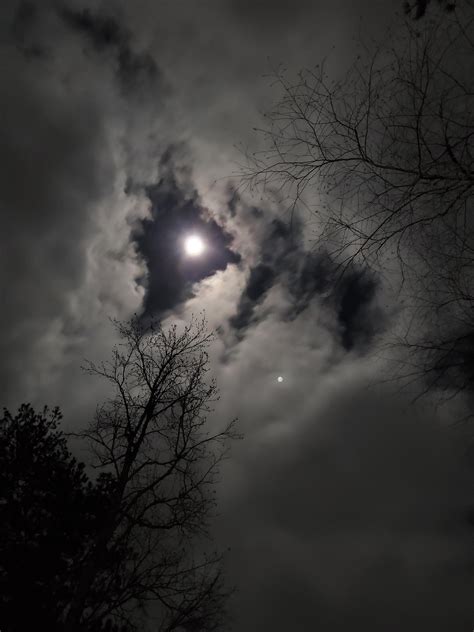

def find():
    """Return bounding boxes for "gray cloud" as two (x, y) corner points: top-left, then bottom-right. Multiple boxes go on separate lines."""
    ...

(0, 0), (166, 409)
(228, 210), (382, 351)
(58, 4), (160, 94)
(215, 368), (474, 631)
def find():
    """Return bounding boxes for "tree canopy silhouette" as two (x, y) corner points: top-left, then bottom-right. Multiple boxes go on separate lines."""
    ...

(0, 316), (237, 631)
(0, 404), (118, 632)
(65, 316), (237, 632)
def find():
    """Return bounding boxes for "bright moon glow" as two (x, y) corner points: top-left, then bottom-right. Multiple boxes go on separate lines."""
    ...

(184, 235), (205, 256)
(277, 376), (284, 383)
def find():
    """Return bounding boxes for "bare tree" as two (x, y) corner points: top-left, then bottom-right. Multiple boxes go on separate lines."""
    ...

(65, 316), (237, 631)
(243, 7), (473, 413)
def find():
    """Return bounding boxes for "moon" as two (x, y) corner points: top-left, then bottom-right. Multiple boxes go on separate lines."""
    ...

(184, 234), (205, 257)
(277, 376), (284, 383)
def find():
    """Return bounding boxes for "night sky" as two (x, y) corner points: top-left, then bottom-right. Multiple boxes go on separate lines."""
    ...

(1, 1), (473, 630)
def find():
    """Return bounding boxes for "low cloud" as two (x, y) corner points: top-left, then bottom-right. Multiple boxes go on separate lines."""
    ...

(215, 360), (474, 631)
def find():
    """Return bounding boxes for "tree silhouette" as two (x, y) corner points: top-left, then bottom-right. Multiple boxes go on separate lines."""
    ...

(65, 316), (237, 631)
(244, 8), (473, 415)
(0, 317), (236, 631)
(0, 404), (119, 632)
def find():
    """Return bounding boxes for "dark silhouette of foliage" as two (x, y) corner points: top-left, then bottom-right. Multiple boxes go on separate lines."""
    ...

(0, 404), (122, 632)
(0, 317), (236, 632)
(64, 316), (237, 632)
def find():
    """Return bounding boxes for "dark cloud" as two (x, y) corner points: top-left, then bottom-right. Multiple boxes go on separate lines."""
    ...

(0, 0), (162, 408)
(58, 5), (160, 92)
(229, 263), (275, 330)
(134, 150), (241, 318)
(229, 212), (382, 351)
(229, 217), (292, 331)
(216, 379), (474, 631)
(0, 20), (109, 401)
(10, 1), (44, 57)
(231, 0), (330, 29)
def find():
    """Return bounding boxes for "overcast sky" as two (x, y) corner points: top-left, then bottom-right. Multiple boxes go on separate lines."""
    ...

(1, 1), (473, 630)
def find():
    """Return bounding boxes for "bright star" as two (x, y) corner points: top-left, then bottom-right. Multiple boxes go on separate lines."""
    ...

(184, 234), (205, 257)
